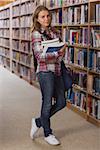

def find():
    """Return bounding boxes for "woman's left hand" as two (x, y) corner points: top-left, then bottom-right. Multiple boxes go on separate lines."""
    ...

(58, 43), (67, 56)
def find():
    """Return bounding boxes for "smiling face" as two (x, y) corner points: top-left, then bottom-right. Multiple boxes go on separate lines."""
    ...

(37, 10), (51, 29)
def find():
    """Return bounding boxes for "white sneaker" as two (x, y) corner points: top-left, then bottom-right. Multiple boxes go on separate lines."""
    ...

(44, 134), (60, 145)
(30, 118), (39, 139)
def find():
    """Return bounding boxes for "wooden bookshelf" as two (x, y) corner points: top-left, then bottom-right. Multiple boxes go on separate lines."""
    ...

(67, 101), (87, 119)
(43, 0), (100, 127)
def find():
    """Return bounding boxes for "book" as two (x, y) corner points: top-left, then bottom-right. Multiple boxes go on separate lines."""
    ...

(93, 77), (100, 95)
(41, 38), (65, 55)
(87, 74), (93, 92)
(42, 38), (59, 46)
(91, 28), (100, 48)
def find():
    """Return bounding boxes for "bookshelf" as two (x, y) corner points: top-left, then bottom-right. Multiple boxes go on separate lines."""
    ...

(0, 0), (37, 83)
(86, 0), (100, 126)
(0, 0), (99, 126)
(0, 3), (11, 70)
(40, 0), (100, 127)
(11, 0), (37, 83)
(62, 0), (100, 127)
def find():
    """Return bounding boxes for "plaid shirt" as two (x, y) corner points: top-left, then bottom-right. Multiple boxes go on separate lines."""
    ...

(32, 27), (64, 75)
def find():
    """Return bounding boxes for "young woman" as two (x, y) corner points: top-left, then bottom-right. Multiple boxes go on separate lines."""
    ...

(30, 5), (67, 146)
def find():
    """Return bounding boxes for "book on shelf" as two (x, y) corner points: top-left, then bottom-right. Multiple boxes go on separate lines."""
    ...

(91, 28), (100, 48)
(88, 50), (100, 71)
(93, 77), (100, 95)
(87, 74), (93, 92)
(92, 98), (100, 120)
(90, 3), (100, 24)
(41, 38), (65, 55)
(67, 89), (87, 112)
(87, 75), (100, 96)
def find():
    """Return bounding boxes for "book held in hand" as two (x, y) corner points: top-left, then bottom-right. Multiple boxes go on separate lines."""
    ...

(41, 38), (65, 55)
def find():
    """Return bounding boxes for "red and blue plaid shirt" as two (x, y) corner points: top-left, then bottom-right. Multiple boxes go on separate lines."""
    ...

(32, 27), (64, 75)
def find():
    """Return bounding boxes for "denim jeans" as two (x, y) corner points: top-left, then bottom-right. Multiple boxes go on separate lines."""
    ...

(35, 71), (66, 137)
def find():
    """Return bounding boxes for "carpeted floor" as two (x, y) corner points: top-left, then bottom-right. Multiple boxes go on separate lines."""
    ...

(0, 66), (100, 150)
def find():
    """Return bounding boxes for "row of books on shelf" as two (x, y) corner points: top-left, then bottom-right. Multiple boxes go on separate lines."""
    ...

(90, 28), (100, 48)
(12, 51), (32, 66)
(0, 20), (10, 28)
(89, 50), (100, 71)
(12, 61), (31, 79)
(20, 16), (32, 27)
(67, 89), (100, 119)
(51, 3), (99, 24)
(12, 29), (20, 38)
(51, 9), (62, 24)
(0, 9), (10, 19)
(0, 39), (10, 47)
(0, 1), (36, 19)
(67, 89), (87, 111)
(63, 28), (88, 45)
(12, 40), (31, 50)
(63, 0), (88, 5)
(73, 71), (87, 89)
(41, 0), (62, 7)
(72, 71), (100, 96)
(12, 0), (36, 17)
(12, 16), (32, 28)
(65, 47), (87, 67)
(63, 4), (88, 24)
(0, 47), (10, 57)
(12, 29), (30, 40)
(39, 0), (88, 7)
(0, 29), (10, 37)
(51, 5), (88, 25)
(63, 27), (100, 48)
(19, 41), (31, 52)
(13, 51), (20, 61)
(12, 40), (19, 50)
(19, 53), (32, 65)
(87, 74), (100, 96)
(18, 65), (30, 79)
(90, 3), (100, 24)
(87, 95), (100, 119)
(12, 6), (20, 17)
(65, 47), (100, 71)
(94, 3), (100, 24)
(12, 61), (18, 72)
(0, 56), (10, 67)
(12, 18), (20, 28)
(20, 28), (30, 40)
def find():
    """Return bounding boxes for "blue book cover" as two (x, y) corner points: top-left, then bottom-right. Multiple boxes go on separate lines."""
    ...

(46, 45), (64, 53)
(88, 50), (94, 69)
(42, 39), (65, 55)
(93, 77), (100, 95)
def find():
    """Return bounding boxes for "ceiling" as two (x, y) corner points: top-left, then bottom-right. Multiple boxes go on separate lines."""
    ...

(0, 0), (16, 7)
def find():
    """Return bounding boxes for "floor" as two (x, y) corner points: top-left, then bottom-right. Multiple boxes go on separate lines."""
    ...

(0, 66), (100, 150)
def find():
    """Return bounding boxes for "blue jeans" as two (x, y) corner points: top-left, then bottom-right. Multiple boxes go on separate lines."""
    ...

(35, 71), (66, 137)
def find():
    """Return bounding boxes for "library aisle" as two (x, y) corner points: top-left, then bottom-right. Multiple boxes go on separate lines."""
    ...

(0, 66), (99, 150)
